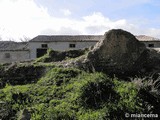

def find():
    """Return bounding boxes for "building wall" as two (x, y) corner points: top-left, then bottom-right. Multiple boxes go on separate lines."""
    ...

(0, 50), (30, 63)
(29, 41), (97, 59)
(1, 41), (160, 63)
(142, 41), (160, 48)
(142, 41), (160, 51)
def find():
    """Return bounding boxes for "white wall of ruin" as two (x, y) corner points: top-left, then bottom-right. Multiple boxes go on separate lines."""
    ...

(29, 41), (97, 59)
(0, 50), (30, 63)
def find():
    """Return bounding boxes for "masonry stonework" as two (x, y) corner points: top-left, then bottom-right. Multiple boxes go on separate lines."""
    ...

(0, 50), (30, 63)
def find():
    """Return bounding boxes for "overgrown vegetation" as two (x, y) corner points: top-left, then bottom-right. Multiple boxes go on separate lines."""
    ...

(132, 76), (160, 113)
(35, 48), (88, 63)
(0, 49), (160, 119)
(0, 63), (47, 88)
(1, 62), (159, 120)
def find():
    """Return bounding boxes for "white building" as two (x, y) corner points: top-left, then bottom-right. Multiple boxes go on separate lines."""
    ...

(0, 35), (159, 63)
(0, 41), (30, 63)
(28, 35), (104, 59)
(136, 35), (160, 51)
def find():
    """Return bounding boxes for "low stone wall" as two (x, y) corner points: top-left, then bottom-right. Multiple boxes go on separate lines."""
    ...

(0, 64), (46, 88)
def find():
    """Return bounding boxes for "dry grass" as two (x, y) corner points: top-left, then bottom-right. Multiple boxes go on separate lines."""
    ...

(131, 75), (160, 99)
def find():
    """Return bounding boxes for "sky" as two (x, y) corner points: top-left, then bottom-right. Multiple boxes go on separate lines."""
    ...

(0, 0), (160, 41)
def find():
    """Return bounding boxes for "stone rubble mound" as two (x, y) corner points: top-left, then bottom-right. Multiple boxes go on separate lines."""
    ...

(74, 29), (160, 76)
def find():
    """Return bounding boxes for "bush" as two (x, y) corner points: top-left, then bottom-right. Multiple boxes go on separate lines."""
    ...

(35, 48), (88, 63)
(0, 64), (152, 119)
(0, 64), (46, 87)
(38, 67), (82, 86)
(79, 73), (119, 109)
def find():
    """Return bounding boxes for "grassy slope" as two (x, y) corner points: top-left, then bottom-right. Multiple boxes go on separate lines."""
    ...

(0, 63), (149, 120)
(0, 49), (160, 119)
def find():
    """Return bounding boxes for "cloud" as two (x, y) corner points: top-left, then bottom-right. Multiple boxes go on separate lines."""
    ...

(60, 9), (72, 16)
(40, 27), (81, 35)
(143, 28), (160, 38)
(0, 0), (160, 41)
(0, 0), (49, 40)
(81, 12), (135, 34)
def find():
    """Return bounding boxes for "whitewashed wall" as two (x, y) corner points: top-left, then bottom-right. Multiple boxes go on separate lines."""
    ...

(1, 41), (160, 62)
(0, 50), (30, 63)
(142, 41), (160, 48)
(29, 41), (97, 59)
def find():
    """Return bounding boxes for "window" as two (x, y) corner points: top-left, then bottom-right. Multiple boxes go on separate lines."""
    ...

(69, 44), (76, 48)
(5, 53), (10, 58)
(41, 44), (48, 48)
(148, 44), (154, 47)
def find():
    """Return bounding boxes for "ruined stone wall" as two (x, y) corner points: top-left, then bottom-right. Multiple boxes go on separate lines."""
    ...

(0, 50), (30, 63)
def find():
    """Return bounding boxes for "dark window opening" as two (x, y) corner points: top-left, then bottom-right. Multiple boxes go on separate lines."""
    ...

(5, 53), (10, 58)
(41, 44), (48, 48)
(69, 44), (76, 48)
(148, 44), (154, 47)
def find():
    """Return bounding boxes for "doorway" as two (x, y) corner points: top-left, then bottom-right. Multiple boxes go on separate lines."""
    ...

(36, 48), (47, 58)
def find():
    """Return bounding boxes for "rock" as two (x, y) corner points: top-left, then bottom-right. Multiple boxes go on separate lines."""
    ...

(75, 29), (160, 76)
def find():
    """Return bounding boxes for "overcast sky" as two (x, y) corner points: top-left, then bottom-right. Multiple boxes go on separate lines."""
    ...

(0, 0), (160, 41)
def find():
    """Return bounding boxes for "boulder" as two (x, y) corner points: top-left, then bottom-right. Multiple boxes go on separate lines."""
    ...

(75, 29), (160, 76)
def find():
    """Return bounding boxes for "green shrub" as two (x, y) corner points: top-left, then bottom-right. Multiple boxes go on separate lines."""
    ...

(114, 80), (141, 111)
(79, 73), (119, 109)
(35, 48), (88, 63)
(0, 64), (152, 119)
(78, 109), (105, 120)
(38, 67), (82, 86)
